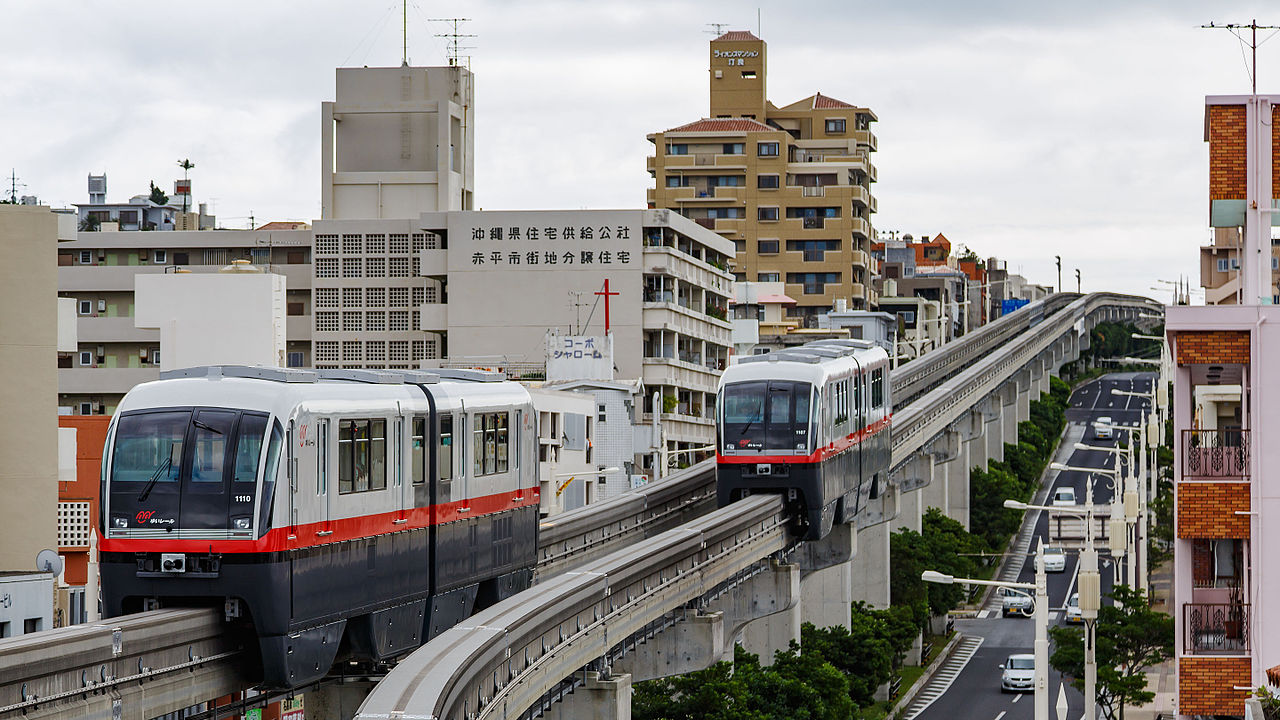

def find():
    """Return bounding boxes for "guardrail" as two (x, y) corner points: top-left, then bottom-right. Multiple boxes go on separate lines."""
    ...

(0, 608), (243, 720)
(357, 495), (790, 720)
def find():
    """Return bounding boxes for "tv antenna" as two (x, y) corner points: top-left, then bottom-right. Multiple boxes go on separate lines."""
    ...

(429, 17), (475, 67)
(6, 169), (26, 204)
(1202, 19), (1280, 94)
(705, 23), (730, 36)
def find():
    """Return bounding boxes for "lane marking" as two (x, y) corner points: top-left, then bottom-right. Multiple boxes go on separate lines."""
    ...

(995, 712), (1007, 720)
(1012, 694), (1022, 703)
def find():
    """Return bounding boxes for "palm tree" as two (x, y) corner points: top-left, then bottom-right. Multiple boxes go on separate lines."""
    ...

(176, 158), (195, 214)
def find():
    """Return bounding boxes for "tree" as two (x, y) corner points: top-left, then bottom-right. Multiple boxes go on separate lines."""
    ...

(1049, 585), (1174, 720)
(176, 159), (195, 213)
(148, 181), (168, 206)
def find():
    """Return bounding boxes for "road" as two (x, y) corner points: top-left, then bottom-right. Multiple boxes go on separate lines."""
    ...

(912, 372), (1155, 720)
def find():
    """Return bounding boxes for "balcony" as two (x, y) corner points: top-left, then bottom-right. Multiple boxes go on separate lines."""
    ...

(1184, 602), (1251, 654)
(1183, 429), (1249, 479)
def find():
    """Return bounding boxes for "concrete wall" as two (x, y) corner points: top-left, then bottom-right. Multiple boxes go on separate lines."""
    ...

(134, 271), (286, 370)
(0, 206), (60, 571)
(0, 573), (54, 638)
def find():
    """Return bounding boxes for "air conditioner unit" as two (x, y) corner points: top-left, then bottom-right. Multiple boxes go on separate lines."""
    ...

(96, 345), (105, 356)
(97, 250), (106, 260)
(97, 300), (106, 312)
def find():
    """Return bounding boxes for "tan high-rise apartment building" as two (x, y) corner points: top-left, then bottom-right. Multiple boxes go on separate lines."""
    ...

(647, 31), (879, 324)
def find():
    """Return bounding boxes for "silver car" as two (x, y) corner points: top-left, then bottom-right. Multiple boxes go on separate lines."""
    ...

(1000, 586), (1033, 617)
(1042, 546), (1067, 573)
(1064, 592), (1083, 624)
(1001, 653), (1036, 692)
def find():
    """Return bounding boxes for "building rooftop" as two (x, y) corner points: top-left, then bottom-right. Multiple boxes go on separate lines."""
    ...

(664, 117), (777, 133)
(713, 30), (762, 42)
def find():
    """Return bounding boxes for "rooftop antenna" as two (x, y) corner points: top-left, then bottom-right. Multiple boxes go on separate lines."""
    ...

(402, 0), (408, 65)
(429, 17), (475, 67)
(6, 169), (26, 204)
(1202, 19), (1280, 94)
(705, 23), (730, 36)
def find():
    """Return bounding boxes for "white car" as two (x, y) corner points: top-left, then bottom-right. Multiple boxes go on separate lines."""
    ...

(1094, 416), (1113, 440)
(1052, 487), (1077, 506)
(1064, 592), (1082, 624)
(1001, 653), (1036, 693)
(1042, 546), (1067, 573)
(1000, 586), (1033, 617)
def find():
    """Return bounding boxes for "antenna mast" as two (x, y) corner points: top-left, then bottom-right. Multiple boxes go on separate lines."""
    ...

(402, 0), (408, 65)
(7, 169), (25, 204)
(1202, 19), (1280, 94)
(705, 23), (729, 36)
(429, 17), (475, 67)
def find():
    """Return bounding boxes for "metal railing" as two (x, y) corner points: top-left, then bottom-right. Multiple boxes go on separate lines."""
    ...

(1182, 429), (1250, 479)
(1184, 602), (1251, 653)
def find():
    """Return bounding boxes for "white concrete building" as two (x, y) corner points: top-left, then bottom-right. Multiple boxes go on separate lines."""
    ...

(0, 573), (54, 638)
(544, 378), (651, 498)
(527, 387), (596, 517)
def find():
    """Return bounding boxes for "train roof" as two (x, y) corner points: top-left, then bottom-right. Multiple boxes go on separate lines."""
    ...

(721, 340), (888, 386)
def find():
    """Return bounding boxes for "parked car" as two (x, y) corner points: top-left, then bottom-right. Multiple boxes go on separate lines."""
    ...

(1094, 416), (1113, 440)
(1052, 487), (1077, 506)
(1000, 586), (1033, 617)
(1000, 653), (1036, 692)
(1064, 592), (1082, 624)
(1042, 546), (1067, 573)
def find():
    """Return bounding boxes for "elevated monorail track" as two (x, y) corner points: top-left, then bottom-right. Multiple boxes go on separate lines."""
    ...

(0, 292), (1161, 720)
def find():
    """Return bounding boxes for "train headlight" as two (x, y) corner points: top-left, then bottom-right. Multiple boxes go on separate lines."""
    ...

(232, 516), (252, 530)
(112, 516), (128, 529)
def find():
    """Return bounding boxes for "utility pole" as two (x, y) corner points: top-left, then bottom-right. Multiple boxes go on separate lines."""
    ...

(1055, 255), (1062, 294)
(1076, 268), (1081, 293)
(1202, 19), (1280, 95)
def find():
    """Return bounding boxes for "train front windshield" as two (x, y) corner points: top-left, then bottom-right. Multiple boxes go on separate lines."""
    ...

(721, 381), (812, 453)
(106, 408), (283, 536)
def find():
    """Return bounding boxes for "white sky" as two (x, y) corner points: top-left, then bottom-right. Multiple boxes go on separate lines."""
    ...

(4, 0), (1278, 300)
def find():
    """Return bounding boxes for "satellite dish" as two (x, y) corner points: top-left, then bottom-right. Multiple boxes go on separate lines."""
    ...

(36, 549), (63, 577)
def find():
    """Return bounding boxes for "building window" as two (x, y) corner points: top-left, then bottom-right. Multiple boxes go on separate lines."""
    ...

(287, 301), (304, 316)
(78, 251), (92, 265)
(78, 300), (92, 315)
(723, 143), (744, 155)
(667, 144), (688, 156)
(79, 351), (93, 366)
(287, 351), (304, 367)
(150, 249), (167, 264)
(757, 174), (780, 189)
(758, 206), (779, 221)
(758, 240), (780, 254)
(758, 272), (780, 282)
(151, 349), (160, 365)
(666, 176), (681, 188)
(758, 142), (780, 157)
(598, 404), (607, 423)
(825, 118), (846, 133)
(787, 239), (840, 261)
(786, 271), (840, 295)
(173, 252), (189, 265)
(900, 310), (916, 323)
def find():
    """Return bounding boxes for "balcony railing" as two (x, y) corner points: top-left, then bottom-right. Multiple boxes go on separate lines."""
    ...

(1183, 429), (1250, 479)
(1184, 602), (1251, 653)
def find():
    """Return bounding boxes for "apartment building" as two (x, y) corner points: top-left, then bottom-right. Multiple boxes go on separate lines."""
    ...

(1166, 94), (1280, 717)
(55, 226), (314, 414)
(1198, 227), (1280, 305)
(647, 31), (878, 325)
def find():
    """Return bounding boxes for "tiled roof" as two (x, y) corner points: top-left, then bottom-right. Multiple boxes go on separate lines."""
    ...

(813, 93), (855, 109)
(713, 31), (761, 42)
(665, 117), (775, 133)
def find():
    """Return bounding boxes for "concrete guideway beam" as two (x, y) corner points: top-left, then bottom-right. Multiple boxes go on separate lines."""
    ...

(849, 521), (891, 608)
(891, 449), (934, 494)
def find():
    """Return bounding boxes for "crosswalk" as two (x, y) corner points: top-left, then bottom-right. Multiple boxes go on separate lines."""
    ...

(901, 635), (984, 720)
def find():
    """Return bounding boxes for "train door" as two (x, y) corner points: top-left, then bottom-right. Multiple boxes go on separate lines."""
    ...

(319, 419), (334, 535)
(394, 414), (408, 525)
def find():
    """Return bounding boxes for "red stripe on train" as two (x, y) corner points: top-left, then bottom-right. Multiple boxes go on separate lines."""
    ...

(716, 416), (891, 465)
(99, 487), (541, 554)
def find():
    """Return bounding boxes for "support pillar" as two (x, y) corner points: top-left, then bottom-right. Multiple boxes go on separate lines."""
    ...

(1000, 382), (1019, 443)
(306, 681), (376, 720)
(713, 561), (798, 663)
(1017, 368), (1033, 422)
(799, 522), (857, 628)
(614, 611), (724, 682)
(982, 396), (1004, 463)
(739, 563), (803, 665)
(547, 672), (631, 720)
(849, 521), (890, 608)
(921, 430), (959, 516)
(893, 485), (922, 534)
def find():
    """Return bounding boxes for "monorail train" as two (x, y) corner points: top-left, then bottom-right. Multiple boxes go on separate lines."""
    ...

(716, 339), (892, 541)
(99, 365), (539, 690)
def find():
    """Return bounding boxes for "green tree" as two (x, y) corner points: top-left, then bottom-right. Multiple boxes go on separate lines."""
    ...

(1049, 585), (1174, 720)
(148, 181), (168, 205)
(969, 464), (1024, 549)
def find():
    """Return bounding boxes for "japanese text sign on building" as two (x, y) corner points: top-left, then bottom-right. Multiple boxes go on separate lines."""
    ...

(462, 223), (634, 267)
(546, 333), (614, 382)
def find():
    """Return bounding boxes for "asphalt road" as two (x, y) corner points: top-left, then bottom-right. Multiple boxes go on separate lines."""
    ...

(913, 372), (1156, 720)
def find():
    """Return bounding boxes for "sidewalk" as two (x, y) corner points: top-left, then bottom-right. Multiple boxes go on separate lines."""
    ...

(1129, 560), (1176, 720)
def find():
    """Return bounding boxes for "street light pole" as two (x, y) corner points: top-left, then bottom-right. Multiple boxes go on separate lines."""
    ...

(922, 543), (1050, 720)
(1055, 255), (1062, 294)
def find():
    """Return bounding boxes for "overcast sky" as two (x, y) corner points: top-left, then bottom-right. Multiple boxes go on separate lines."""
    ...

(4, 1), (1278, 300)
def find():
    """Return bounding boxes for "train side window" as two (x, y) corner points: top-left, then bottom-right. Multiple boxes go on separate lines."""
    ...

(473, 415), (485, 477)
(871, 368), (884, 408)
(317, 421), (328, 495)
(412, 417), (426, 485)
(496, 413), (509, 473)
(484, 414), (498, 475)
(438, 414), (452, 482)
(233, 414), (268, 484)
(853, 374), (863, 427)
(338, 418), (387, 493)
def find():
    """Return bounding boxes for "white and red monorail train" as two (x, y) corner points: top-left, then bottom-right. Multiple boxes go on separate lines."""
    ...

(99, 365), (539, 689)
(716, 339), (891, 541)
